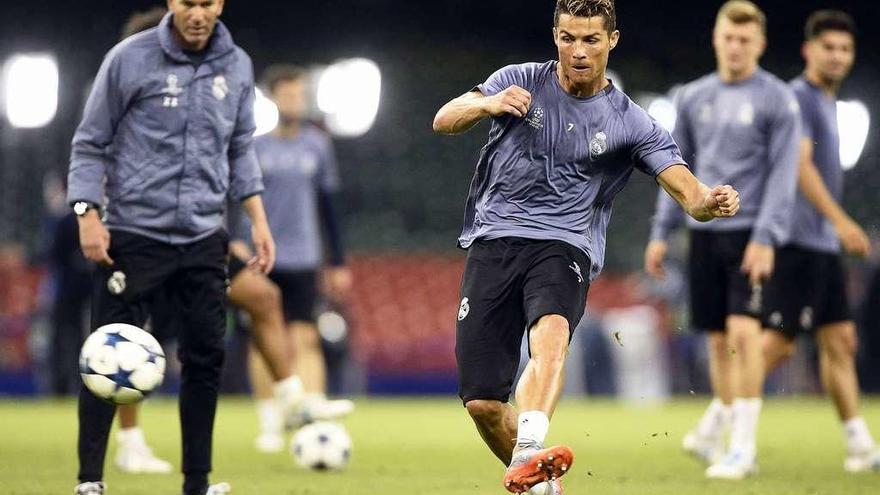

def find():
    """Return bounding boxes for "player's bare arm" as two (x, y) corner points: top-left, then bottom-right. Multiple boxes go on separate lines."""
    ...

(76, 208), (113, 266)
(646, 166), (739, 281)
(657, 165), (740, 221)
(241, 195), (276, 274)
(432, 85), (532, 135)
(797, 138), (871, 257)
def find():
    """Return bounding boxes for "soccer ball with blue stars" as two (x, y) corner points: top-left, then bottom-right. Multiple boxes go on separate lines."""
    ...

(79, 323), (166, 405)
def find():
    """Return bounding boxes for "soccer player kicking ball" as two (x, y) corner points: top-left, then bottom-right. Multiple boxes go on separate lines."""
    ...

(762, 10), (880, 473)
(434, 1), (740, 493)
(646, 0), (801, 480)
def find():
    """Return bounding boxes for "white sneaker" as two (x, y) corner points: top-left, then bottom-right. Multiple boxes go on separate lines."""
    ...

(115, 432), (173, 474)
(682, 430), (725, 465)
(301, 398), (355, 422)
(844, 448), (880, 473)
(254, 432), (285, 453)
(205, 482), (231, 495)
(705, 450), (758, 480)
(74, 482), (105, 495)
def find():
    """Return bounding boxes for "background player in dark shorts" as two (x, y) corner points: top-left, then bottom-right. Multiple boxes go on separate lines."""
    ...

(761, 10), (880, 472)
(232, 64), (354, 451)
(434, 1), (740, 493)
(645, 1), (801, 479)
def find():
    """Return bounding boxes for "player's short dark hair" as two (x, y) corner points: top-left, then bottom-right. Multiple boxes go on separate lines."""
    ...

(805, 10), (856, 40)
(716, 0), (766, 35)
(261, 64), (308, 94)
(120, 7), (167, 41)
(553, 0), (616, 33)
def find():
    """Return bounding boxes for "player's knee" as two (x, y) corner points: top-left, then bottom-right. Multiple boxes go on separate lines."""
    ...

(294, 324), (321, 347)
(254, 282), (282, 315)
(529, 315), (570, 360)
(826, 328), (857, 361)
(465, 399), (504, 425)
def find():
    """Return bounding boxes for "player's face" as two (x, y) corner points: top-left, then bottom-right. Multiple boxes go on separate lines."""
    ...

(804, 31), (855, 85)
(272, 79), (308, 124)
(712, 18), (765, 76)
(553, 14), (619, 87)
(167, 0), (224, 51)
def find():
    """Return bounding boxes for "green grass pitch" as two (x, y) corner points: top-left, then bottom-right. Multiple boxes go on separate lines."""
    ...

(2, 397), (879, 494)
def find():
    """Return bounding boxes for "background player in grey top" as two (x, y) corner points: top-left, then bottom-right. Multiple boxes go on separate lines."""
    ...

(233, 65), (354, 449)
(67, 2), (274, 494)
(644, 0), (801, 480)
(761, 10), (880, 472)
(435, 1), (740, 493)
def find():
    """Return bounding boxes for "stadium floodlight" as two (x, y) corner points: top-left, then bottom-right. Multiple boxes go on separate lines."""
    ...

(253, 87), (279, 137)
(837, 100), (870, 170)
(3, 53), (59, 128)
(316, 58), (381, 137)
(647, 97), (677, 133)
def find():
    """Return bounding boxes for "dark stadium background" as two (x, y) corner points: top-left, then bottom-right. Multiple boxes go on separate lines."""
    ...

(1, 0), (880, 395)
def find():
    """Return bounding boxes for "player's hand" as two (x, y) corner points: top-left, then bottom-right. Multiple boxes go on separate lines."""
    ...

(703, 185), (740, 218)
(835, 217), (872, 258)
(644, 240), (669, 280)
(77, 211), (113, 266)
(249, 222), (275, 274)
(740, 241), (774, 287)
(323, 266), (353, 301)
(484, 85), (532, 118)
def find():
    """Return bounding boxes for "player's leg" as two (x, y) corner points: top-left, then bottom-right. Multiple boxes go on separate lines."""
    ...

(275, 270), (353, 421)
(77, 232), (169, 492)
(706, 232), (765, 479)
(228, 262), (303, 450)
(684, 231), (733, 464)
(762, 331), (797, 373)
(113, 404), (173, 473)
(172, 232), (229, 495)
(814, 253), (880, 471)
(457, 239), (526, 466)
(818, 321), (880, 471)
(503, 240), (588, 493)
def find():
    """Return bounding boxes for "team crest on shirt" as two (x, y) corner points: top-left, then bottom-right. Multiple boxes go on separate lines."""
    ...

(738, 103), (755, 125)
(525, 107), (545, 129)
(589, 131), (608, 155)
(212, 75), (229, 100)
(162, 74), (183, 107)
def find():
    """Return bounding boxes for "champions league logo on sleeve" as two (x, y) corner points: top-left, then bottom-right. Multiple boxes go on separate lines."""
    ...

(589, 131), (608, 155)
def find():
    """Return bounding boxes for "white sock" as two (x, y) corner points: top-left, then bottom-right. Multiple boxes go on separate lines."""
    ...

(256, 399), (282, 435)
(729, 398), (762, 458)
(116, 426), (145, 446)
(696, 398), (732, 440)
(516, 411), (550, 447)
(273, 376), (303, 405)
(844, 417), (875, 454)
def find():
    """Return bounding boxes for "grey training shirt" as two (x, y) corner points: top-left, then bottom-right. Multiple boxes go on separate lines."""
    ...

(788, 75), (842, 254)
(458, 61), (685, 281)
(650, 68), (801, 246)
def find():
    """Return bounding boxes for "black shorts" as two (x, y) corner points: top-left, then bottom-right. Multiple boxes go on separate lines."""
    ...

(456, 237), (590, 404)
(763, 245), (851, 338)
(95, 229), (228, 356)
(268, 269), (319, 323)
(689, 230), (762, 331)
(227, 254), (247, 281)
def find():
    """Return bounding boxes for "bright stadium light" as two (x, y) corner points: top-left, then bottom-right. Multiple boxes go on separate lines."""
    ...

(253, 87), (279, 136)
(647, 97), (677, 132)
(837, 100), (870, 170)
(3, 53), (58, 128)
(317, 58), (381, 137)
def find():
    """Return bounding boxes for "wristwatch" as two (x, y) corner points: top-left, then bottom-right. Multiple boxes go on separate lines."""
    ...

(73, 201), (98, 217)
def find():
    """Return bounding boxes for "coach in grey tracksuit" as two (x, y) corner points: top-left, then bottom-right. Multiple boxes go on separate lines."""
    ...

(67, 5), (275, 495)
